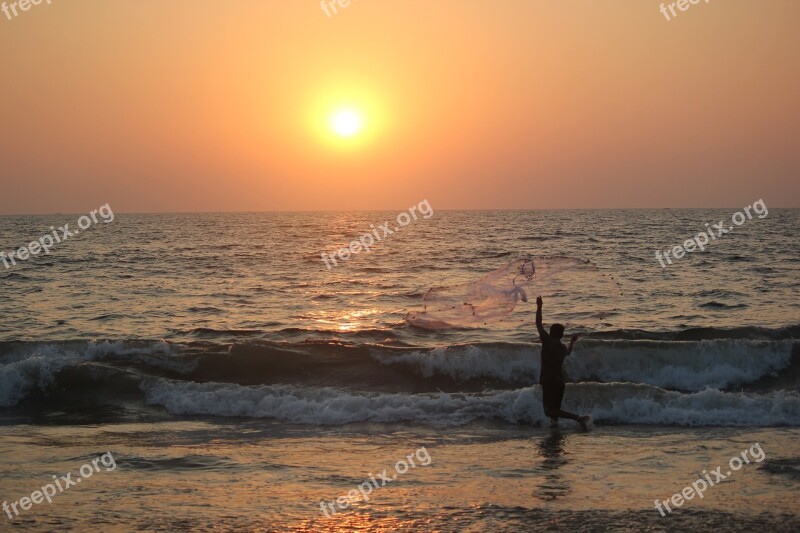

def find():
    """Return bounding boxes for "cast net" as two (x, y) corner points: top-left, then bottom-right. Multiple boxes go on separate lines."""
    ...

(405, 255), (621, 329)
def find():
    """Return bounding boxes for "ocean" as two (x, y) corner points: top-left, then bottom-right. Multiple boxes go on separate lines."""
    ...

(1, 209), (798, 531)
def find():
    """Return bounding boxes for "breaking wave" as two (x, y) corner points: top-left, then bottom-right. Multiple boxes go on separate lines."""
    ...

(141, 379), (800, 427)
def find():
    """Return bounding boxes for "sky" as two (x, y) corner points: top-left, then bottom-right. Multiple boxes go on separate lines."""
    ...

(1, 0), (798, 214)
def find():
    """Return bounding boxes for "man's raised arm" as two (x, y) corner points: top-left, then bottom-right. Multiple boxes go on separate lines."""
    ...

(536, 296), (548, 338)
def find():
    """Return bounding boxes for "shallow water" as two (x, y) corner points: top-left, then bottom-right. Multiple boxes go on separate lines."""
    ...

(1, 422), (798, 531)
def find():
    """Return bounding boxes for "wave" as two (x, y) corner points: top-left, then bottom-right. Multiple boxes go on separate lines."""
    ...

(699, 301), (747, 309)
(565, 339), (795, 390)
(0, 341), (194, 407)
(0, 344), (75, 407)
(588, 325), (800, 341)
(1, 337), (797, 409)
(176, 324), (800, 343)
(141, 379), (800, 427)
(371, 339), (796, 391)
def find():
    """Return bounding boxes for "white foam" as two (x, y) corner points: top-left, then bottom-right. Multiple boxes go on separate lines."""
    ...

(0, 341), (189, 406)
(84, 340), (193, 373)
(372, 344), (538, 381)
(372, 340), (794, 390)
(567, 339), (793, 390)
(0, 344), (76, 406)
(141, 379), (800, 427)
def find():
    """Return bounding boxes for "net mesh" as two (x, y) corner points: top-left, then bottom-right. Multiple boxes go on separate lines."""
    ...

(405, 255), (621, 329)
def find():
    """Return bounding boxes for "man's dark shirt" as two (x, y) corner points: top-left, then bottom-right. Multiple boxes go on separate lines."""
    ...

(537, 326), (567, 385)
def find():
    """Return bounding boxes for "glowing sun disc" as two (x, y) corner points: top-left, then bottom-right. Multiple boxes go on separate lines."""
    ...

(331, 110), (362, 137)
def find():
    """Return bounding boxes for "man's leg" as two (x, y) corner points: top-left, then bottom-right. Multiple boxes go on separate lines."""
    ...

(547, 383), (589, 430)
(542, 384), (558, 425)
(548, 409), (581, 422)
(550, 409), (590, 431)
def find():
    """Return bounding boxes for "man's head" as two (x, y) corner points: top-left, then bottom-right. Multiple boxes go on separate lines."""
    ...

(550, 323), (565, 339)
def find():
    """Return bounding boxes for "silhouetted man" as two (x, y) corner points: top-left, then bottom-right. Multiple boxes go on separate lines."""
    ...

(536, 296), (589, 431)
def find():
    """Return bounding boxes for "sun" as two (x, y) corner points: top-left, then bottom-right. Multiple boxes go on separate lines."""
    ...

(330, 109), (363, 138)
(306, 86), (386, 148)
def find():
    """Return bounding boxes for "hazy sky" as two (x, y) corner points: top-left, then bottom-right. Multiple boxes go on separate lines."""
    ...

(1, 0), (798, 214)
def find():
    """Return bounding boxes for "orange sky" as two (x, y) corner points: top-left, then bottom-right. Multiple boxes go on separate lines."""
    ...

(1, 0), (798, 214)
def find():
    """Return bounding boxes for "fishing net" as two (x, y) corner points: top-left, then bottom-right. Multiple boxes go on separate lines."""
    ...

(405, 255), (622, 329)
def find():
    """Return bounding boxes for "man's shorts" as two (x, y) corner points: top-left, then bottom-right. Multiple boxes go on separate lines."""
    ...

(541, 381), (565, 412)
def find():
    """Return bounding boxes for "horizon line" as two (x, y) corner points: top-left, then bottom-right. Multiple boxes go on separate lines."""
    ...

(0, 205), (796, 217)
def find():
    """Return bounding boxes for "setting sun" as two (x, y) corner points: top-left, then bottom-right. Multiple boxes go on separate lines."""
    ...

(331, 109), (363, 138)
(305, 84), (388, 151)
